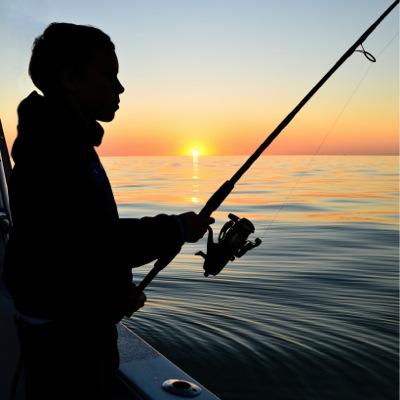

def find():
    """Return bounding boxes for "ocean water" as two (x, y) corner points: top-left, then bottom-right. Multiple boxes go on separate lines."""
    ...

(102, 155), (399, 400)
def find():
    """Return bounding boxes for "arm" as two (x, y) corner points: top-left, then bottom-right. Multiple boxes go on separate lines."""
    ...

(114, 212), (214, 267)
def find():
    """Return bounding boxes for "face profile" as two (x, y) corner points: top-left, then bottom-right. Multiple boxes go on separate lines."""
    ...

(63, 47), (125, 122)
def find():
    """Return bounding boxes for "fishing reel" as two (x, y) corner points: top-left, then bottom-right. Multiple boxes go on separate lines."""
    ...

(196, 213), (261, 277)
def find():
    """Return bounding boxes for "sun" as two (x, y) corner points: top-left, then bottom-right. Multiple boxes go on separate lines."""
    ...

(191, 149), (200, 158)
(181, 144), (209, 157)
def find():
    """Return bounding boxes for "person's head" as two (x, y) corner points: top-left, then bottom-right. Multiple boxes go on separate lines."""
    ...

(29, 22), (124, 122)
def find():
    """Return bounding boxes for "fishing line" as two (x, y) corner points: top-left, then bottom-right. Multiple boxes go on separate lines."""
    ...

(259, 31), (399, 238)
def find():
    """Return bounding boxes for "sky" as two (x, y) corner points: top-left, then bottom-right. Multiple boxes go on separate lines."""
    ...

(0, 0), (398, 156)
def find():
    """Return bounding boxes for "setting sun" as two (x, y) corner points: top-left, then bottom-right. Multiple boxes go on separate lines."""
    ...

(181, 143), (210, 157)
(192, 149), (200, 158)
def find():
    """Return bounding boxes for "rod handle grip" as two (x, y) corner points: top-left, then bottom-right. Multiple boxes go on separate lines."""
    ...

(136, 250), (180, 294)
(199, 180), (235, 218)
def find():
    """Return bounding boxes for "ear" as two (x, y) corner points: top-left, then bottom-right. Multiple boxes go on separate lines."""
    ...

(59, 68), (84, 93)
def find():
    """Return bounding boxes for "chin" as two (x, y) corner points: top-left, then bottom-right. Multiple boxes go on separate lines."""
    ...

(97, 111), (116, 122)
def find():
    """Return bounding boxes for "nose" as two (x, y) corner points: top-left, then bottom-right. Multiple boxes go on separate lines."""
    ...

(117, 78), (125, 94)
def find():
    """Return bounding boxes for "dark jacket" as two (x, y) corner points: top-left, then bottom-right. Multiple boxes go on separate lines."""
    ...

(4, 91), (183, 323)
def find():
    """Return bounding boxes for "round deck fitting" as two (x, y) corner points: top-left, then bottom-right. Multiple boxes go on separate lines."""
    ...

(162, 379), (202, 397)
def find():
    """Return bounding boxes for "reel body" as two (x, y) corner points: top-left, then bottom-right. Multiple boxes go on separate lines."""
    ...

(196, 213), (261, 277)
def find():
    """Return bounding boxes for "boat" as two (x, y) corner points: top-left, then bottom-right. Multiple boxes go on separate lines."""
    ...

(0, 118), (220, 400)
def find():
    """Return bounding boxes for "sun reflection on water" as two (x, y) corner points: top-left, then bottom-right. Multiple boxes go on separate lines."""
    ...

(192, 150), (200, 204)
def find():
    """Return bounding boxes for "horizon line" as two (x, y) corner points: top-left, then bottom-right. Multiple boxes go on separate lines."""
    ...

(98, 153), (399, 157)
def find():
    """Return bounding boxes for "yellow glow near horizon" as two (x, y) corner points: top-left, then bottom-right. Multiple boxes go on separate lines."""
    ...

(181, 144), (209, 157)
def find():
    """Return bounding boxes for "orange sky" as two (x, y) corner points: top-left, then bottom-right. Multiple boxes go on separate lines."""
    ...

(97, 74), (398, 156)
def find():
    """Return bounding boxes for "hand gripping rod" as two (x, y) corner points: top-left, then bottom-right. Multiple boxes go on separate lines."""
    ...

(136, 0), (399, 294)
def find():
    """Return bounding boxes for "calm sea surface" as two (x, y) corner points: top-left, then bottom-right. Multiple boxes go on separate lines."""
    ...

(102, 155), (399, 400)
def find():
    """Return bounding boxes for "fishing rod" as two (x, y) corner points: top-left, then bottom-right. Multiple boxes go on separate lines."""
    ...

(136, 0), (399, 294)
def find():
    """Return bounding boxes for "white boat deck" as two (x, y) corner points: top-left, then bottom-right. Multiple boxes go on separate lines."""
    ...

(0, 285), (219, 400)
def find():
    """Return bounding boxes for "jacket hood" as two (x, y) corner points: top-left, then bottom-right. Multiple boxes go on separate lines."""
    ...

(12, 91), (104, 163)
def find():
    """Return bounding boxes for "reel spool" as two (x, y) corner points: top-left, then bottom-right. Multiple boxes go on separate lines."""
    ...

(196, 213), (261, 277)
